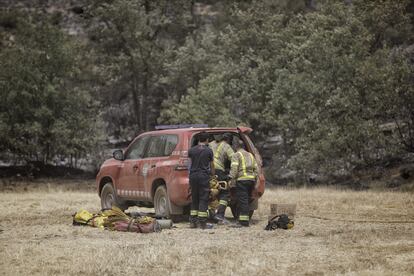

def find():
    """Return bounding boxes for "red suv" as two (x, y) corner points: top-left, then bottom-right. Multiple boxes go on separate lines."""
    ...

(96, 126), (265, 219)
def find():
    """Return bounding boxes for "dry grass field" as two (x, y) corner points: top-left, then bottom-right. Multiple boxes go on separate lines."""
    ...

(1, 180), (413, 275)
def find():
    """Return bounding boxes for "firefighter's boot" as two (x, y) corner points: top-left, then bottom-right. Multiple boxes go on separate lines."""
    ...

(199, 221), (214, 229)
(189, 211), (198, 229)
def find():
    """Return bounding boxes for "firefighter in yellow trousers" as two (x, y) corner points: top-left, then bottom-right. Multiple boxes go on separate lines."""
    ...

(229, 138), (258, 227)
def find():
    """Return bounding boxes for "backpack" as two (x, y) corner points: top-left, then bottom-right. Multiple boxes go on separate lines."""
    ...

(265, 214), (294, 230)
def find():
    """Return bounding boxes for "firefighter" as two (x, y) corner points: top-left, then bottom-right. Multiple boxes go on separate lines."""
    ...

(207, 134), (221, 219)
(208, 134), (221, 151)
(229, 138), (258, 227)
(188, 132), (215, 229)
(212, 133), (234, 222)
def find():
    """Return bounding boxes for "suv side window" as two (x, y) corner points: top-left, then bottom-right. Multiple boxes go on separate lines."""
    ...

(125, 135), (150, 160)
(164, 135), (178, 156)
(146, 135), (178, 157)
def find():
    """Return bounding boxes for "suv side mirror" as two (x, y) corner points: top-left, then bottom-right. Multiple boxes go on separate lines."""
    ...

(113, 149), (124, 161)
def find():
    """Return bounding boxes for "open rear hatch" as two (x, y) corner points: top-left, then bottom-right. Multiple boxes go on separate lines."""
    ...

(237, 127), (262, 167)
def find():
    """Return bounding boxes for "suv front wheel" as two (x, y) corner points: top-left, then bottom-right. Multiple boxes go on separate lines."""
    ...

(100, 183), (128, 211)
(154, 185), (171, 217)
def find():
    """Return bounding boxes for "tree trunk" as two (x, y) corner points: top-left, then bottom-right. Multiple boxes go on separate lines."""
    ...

(142, 0), (151, 131)
(131, 67), (141, 130)
(142, 63), (149, 131)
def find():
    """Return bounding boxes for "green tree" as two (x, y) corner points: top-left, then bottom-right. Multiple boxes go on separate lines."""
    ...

(161, 1), (414, 176)
(86, 0), (193, 137)
(375, 48), (414, 153)
(0, 11), (102, 165)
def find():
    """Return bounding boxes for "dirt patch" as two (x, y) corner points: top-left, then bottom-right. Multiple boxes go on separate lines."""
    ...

(0, 184), (413, 275)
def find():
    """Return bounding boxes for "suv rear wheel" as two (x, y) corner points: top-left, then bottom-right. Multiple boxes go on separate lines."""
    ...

(154, 185), (171, 217)
(100, 183), (128, 211)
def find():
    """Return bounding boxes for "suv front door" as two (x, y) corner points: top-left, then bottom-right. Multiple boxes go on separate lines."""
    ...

(117, 135), (150, 198)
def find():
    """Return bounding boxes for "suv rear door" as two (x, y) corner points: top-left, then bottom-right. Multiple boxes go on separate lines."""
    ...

(141, 134), (179, 200)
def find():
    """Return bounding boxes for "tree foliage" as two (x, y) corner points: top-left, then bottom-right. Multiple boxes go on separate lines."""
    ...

(1, 0), (413, 178)
(86, 0), (193, 137)
(0, 12), (102, 165)
(161, 0), (414, 174)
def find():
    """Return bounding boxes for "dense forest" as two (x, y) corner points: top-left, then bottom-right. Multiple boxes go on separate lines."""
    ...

(1, 0), (413, 184)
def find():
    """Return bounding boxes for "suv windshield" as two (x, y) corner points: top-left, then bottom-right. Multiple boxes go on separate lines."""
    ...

(125, 135), (150, 159)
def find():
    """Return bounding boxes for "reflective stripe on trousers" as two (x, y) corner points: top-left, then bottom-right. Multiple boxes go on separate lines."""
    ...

(239, 215), (249, 221)
(198, 211), (208, 218)
(219, 200), (228, 206)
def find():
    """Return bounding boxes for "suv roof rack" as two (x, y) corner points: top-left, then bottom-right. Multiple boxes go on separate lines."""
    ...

(154, 124), (209, 130)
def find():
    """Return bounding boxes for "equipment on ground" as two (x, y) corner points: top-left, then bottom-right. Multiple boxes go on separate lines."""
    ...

(73, 206), (162, 233)
(73, 209), (107, 229)
(157, 219), (173, 229)
(265, 214), (294, 230)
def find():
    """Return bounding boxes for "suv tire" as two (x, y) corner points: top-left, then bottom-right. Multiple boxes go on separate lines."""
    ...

(154, 185), (171, 217)
(100, 183), (128, 211)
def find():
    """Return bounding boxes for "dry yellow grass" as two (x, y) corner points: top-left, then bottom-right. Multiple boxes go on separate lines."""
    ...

(1, 181), (413, 276)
